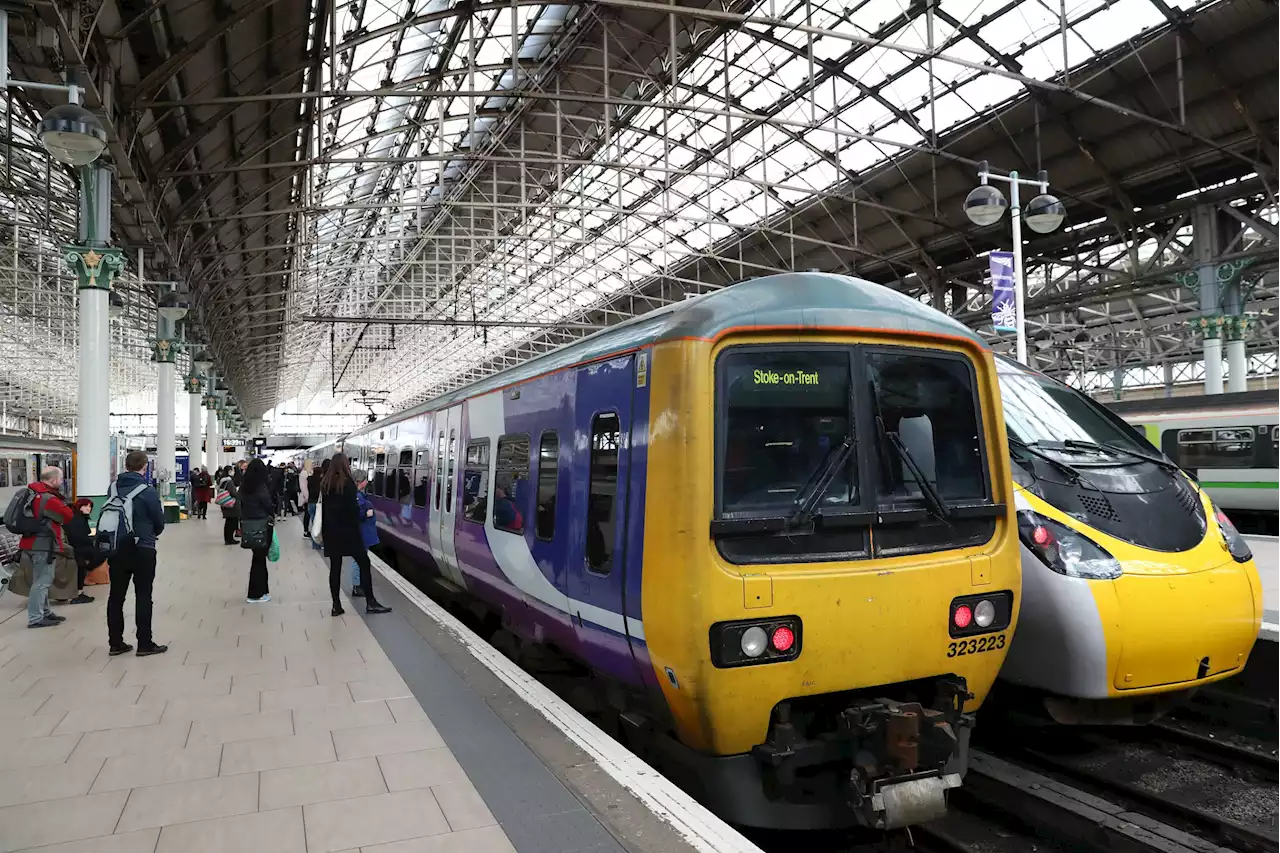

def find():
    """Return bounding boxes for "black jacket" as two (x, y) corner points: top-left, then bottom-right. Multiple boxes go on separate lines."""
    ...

(239, 484), (275, 522)
(113, 471), (166, 549)
(306, 471), (323, 504)
(218, 476), (240, 518)
(65, 513), (93, 558)
(320, 479), (364, 558)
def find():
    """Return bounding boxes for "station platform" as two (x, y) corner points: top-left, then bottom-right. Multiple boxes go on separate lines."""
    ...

(0, 518), (747, 853)
(1246, 535), (1278, 641)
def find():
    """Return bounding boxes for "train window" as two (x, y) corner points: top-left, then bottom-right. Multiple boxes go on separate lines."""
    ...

(399, 449), (413, 466)
(0, 464), (8, 488)
(718, 349), (854, 515)
(1177, 428), (1255, 469)
(375, 452), (386, 467)
(415, 451), (426, 466)
(494, 435), (530, 534)
(587, 414), (620, 574)
(536, 432), (559, 541)
(435, 430), (445, 510)
(10, 460), (26, 485)
(868, 351), (985, 502)
(462, 440), (490, 523)
(373, 468), (386, 497)
(413, 469), (429, 508)
(446, 429), (458, 512)
(397, 468), (411, 504)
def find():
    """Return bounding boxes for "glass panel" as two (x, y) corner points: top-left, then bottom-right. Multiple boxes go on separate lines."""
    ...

(587, 414), (620, 574)
(536, 432), (558, 541)
(413, 468), (429, 507)
(719, 349), (853, 515)
(1177, 427), (1255, 469)
(869, 351), (985, 502)
(10, 460), (24, 485)
(446, 429), (457, 512)
(435, 430), (445, 509)
(495, 435), (530, 533)
(399, 449), (413, 466)
(372, 468), (386, 497)
(396, 468), (412, 504)
(461, 440), (490, 523)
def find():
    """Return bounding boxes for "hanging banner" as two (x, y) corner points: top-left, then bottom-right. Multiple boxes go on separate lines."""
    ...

(989, 251), (1017, 332)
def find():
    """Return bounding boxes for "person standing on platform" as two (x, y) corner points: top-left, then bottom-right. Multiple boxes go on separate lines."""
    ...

(238, 459), (275, 604)
(16, 467), (74, 628)
(305, 459), (327, 545)
(267, 462), (284, 519)
(61, 498), (98, 604)
(348, 469), (377, 598)
(218, 466), (240, 545)
(284, 465), (301, 516)
(192, 466), (213, 519)
(320, 453), (391, 617)
(106, 451), (167, 657)
(299, 461), (312, 534)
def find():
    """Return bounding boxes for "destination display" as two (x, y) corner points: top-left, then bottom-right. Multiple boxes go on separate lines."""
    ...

(752, 368), (822, 386)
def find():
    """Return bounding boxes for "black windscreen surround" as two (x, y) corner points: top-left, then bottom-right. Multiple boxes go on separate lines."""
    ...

(1034, 467), (1207, 552)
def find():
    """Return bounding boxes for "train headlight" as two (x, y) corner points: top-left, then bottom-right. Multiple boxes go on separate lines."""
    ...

(973, 599), (996, 628)
(1213, 504), (1253, 563)
(710, 617), (802, 668)
(1017, 510), (1122, 580)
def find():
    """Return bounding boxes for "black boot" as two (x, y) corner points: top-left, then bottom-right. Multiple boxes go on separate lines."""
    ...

(331, 603), (344, 617)
(366, 602), (391, 615)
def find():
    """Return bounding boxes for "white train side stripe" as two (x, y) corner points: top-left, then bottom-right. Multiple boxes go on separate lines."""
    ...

(370, 553), (762, 853)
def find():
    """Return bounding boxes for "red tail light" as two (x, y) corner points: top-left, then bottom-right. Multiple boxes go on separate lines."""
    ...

(1032, 525), (1052, 546)
(953, 605), (973, 629)
(770, 626), (795, 652)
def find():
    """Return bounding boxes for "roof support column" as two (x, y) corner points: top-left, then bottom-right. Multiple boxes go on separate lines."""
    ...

(66, 164), (123, 511)
(153, 276), (187, 503)
(187, 374), (204, 509)
(206, 393), (221, 474)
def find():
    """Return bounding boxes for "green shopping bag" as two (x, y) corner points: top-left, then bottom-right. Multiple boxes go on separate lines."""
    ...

(267, 530), (280, 563)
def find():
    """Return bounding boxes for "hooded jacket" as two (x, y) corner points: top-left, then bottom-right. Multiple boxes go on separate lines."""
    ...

(17, 482), (73, 554)
(112, 470), (166, 549)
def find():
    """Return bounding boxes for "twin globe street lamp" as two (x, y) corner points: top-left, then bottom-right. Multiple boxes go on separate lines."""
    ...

(963, 161), (1066, 364)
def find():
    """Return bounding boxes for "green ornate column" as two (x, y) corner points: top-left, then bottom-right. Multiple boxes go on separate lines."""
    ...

(1188, 313), (1225, 394)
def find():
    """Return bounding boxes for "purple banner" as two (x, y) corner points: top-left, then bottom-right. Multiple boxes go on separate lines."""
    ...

(989, 250), (1016, 332)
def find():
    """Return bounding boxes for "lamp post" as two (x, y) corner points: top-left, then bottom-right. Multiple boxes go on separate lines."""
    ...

(964, 162), (1066, 365)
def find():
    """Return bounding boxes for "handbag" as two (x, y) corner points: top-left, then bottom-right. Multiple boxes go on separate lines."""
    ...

(214, 489), (236, 508)
(311, 502), (324, 545)
(239, 518), (271, 550)
(267, 530), (280, 563)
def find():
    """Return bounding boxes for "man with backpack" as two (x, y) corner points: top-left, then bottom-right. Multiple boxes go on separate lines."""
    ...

(101, 450), (167, 657)
(6, 467), (74, 628)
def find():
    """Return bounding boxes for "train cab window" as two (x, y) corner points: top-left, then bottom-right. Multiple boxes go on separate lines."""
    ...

(435, 431), (445, 510)
(1177, 428), (1255, 469)
(446, 430), (457, 511)
(413, 469), (429, 507)
(461, 440), (490, 523)
(587, 414), (620, 574)
(536, 432), (559, 541)
(494, 435), (530, 534)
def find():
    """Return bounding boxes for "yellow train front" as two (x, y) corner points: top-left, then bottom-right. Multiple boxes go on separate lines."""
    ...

(634, 273), (1020, 830)
(994, 357), (1262, 725)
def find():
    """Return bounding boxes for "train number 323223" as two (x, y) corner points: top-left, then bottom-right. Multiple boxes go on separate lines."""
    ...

(947, 634), (1006, 657)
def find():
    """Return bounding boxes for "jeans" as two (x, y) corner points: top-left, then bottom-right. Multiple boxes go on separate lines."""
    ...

(247, 547), (270, 600)
(349, 557), (361, 587)
(107, 545), (156, 647)
(330, 550), (373, 605)
(27, 552), (55, 626)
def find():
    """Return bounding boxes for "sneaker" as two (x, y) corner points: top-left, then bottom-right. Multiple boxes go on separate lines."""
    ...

(109, 643), (134, 656)
(247, 594), (271, 604)
(331, 604), (344, 617)
(365, 603), (392, 615)
(136, 644), (168, 657)
(351, 587), (365, 598)
(70, 593), (95, 604)
(28, 618), (59, 628)
(43, 613), (66, 623)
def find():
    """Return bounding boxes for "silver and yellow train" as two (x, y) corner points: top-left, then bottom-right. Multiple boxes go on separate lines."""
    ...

(994, 358), (1262, 724)
(0, 435), (75, 508)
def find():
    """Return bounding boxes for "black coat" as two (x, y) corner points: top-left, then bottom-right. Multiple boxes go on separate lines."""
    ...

(320, 479), (364, 558)
(65, 513), (93, 558)
(306, 471), (323, 504)
(218, 477), (240, 518)
(239, 484), (275, 521)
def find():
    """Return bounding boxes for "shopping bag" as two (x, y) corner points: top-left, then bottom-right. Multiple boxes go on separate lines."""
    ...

(84, 560), (109, 585)
(268, 530), (280, 563)
(311, 503), (324, 546)
(6, 554), (32, 597)
(214, 489), (236, 508)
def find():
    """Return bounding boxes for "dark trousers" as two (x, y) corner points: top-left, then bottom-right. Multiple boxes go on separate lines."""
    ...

(303, 503), (315, 536)
(247, 547), (270, 599)
(223, 516), (238, 544)
(74, 554), (93, 590)
(330, 550), (373, 605)
(107, 545), (155, 648)
(195, 500), (208, 519)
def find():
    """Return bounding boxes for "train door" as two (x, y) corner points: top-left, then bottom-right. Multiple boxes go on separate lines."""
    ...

(569, 356), (642, 680)
(432, 405), (466, 588)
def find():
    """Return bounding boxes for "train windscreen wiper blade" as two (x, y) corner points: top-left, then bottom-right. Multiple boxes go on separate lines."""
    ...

(786, 435), (855, 532)
(1009, 436), (1098, 489)
(1061, 438), (1180, 472)
(877, 416), (951, 521)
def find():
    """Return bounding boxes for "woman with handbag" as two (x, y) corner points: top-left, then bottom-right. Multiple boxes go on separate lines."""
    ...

(217, 467), (241, 545)
(320, 453), (390, 617)
(238, 459), (275, 603)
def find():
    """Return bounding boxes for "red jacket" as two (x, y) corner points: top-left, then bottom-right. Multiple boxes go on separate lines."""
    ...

(18, 482), (74, 554)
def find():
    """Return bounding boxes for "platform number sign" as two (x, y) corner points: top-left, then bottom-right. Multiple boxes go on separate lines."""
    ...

(636, 351), (648, 388)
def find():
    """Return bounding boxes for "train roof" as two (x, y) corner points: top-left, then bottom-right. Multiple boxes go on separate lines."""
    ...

(360, 273), (987, 433)
(1103, 389), (1278, 417)
(0, 435), (76, 453)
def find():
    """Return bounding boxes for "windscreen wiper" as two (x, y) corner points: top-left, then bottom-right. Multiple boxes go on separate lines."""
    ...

(1009, 436), (1098, 490)
(786, 435), (855, 532)
(1061, 438), (1180, 472)
(877, 416), (951, 521)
